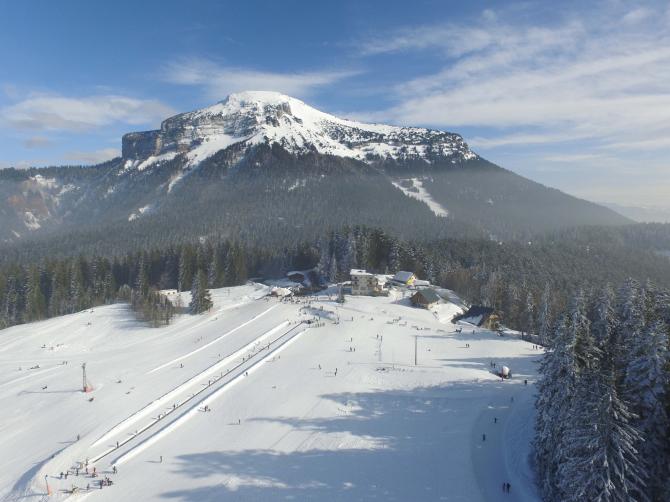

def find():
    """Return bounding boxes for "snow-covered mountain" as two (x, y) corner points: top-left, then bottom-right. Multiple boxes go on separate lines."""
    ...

(121, 91), (477, 172)
(0, 91), (631, 247)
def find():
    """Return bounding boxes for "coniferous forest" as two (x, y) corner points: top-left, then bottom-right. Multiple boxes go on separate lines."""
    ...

(534, 280), (670, 501)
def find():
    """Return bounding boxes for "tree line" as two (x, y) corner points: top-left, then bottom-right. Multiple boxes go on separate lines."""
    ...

(2, 224), (670, 334)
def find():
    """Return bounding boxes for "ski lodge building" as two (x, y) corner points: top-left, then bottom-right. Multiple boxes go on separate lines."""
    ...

(350, 269), (383, 296)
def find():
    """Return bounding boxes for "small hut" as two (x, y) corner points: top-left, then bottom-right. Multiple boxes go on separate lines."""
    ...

(410, 289), (441, 308)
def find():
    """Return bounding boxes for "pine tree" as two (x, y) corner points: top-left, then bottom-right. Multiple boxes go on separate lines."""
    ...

(537, 283), (552, 346)
(559, 365), (647, 502)
(189, 271), (212, 314)
(328, 252), (338, 283)
(535, 312), (577, 499)
(624, 319), (669, 499)
(523, 290), (535, 336)
(24, 265), (46, 322)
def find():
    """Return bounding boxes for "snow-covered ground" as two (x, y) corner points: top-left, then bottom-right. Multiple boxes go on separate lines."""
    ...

(392, 178), (449, 217)
(0, 284), (542, 501)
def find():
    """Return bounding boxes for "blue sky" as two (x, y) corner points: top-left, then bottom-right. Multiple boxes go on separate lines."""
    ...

(1, 0), (669, 206)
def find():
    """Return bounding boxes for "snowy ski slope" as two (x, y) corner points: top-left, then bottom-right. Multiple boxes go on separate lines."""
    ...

(0, 284), (542, 501)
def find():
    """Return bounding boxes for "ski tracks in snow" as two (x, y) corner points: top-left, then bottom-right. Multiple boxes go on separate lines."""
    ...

(110, 324), (307, 466)
(147, 303), (280, 373)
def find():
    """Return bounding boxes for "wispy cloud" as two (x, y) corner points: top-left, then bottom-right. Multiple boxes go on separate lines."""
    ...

(63, 148), (121, 164)
(2, 94), (174, 132)
(164, 59), (361, 99)
(361, 2), (670, 156)
(22, 136), (52, 149)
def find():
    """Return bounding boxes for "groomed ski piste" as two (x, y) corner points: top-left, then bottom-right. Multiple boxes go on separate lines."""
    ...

(0, 283), (543, 501)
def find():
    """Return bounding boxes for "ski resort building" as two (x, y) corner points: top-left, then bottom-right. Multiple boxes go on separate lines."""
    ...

(410, 288), (441, 308)
(453, 306), (499, 329)
(350, 269), (383, 296)
(392, 271), (416, 286)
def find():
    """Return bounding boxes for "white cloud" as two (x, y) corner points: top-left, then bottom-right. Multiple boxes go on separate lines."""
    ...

(63, 148), (121, 165)
(164, 59), (361, 99)
(622, 7), (653, 24)
(23, 136), (53, 149)
(2, 94), (175, 132)
(363, 3), (670, 157)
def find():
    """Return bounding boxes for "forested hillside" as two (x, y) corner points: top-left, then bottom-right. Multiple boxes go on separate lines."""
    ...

(2, 225), (670, 334)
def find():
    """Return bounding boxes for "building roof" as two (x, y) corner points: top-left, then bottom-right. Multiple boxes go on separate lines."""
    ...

(350, 269), (373, 277)
(412, 288), (441, 304)
(393, 271), (415, 282)
(453, 306), (495, 326)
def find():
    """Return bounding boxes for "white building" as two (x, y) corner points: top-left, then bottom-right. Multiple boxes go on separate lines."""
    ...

(350, 269), (382, 296)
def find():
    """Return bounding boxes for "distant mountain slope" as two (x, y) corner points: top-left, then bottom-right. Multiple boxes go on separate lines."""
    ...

(601, 202), (670, 223)
(0, 91), (630, 247)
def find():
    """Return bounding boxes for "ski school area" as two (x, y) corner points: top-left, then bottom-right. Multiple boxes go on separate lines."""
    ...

(0, 283), (543, 501)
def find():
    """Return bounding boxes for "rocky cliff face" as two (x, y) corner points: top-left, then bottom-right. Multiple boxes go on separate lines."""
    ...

(121, 91), (477, 169)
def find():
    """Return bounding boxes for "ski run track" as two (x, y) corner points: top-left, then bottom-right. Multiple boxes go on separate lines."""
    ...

(0, 283), (543, 501)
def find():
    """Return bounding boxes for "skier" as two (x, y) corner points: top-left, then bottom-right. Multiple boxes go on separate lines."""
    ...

(494, 417), (497, 424)
(334, 368), (338, 376)
(318, 364), (321, 370)
(180, 363), (183, 368)
(116, 441), (119, 448)
(159, 455), (163, 463)
(113, 465), (117, 474)
(524, 379), (528, 386)
(482, 433), (486, 441)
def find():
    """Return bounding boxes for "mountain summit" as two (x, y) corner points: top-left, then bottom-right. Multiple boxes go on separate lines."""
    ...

(122, 91), (476, 171)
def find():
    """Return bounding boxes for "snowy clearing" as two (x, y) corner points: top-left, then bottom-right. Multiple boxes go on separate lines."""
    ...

(0, 284), (542, 501)
(392, 178), (449, 218)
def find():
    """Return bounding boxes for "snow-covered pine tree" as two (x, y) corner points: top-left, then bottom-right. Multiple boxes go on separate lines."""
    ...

(388, 238), (401, 273)
(316, 238), (331, 283)
(190, 270), (212, 314)
(558, 362), (647, 502)
(537, 283), (551, 346)
(534, 311), (577, 499)
(523, 290), (535, 337)
(328, 252), (338, 283)
(623, 319), (669, 499)
(24, 265), (46, 322)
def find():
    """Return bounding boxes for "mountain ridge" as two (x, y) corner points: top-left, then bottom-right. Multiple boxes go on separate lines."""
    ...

(121, 91), (477, 171)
